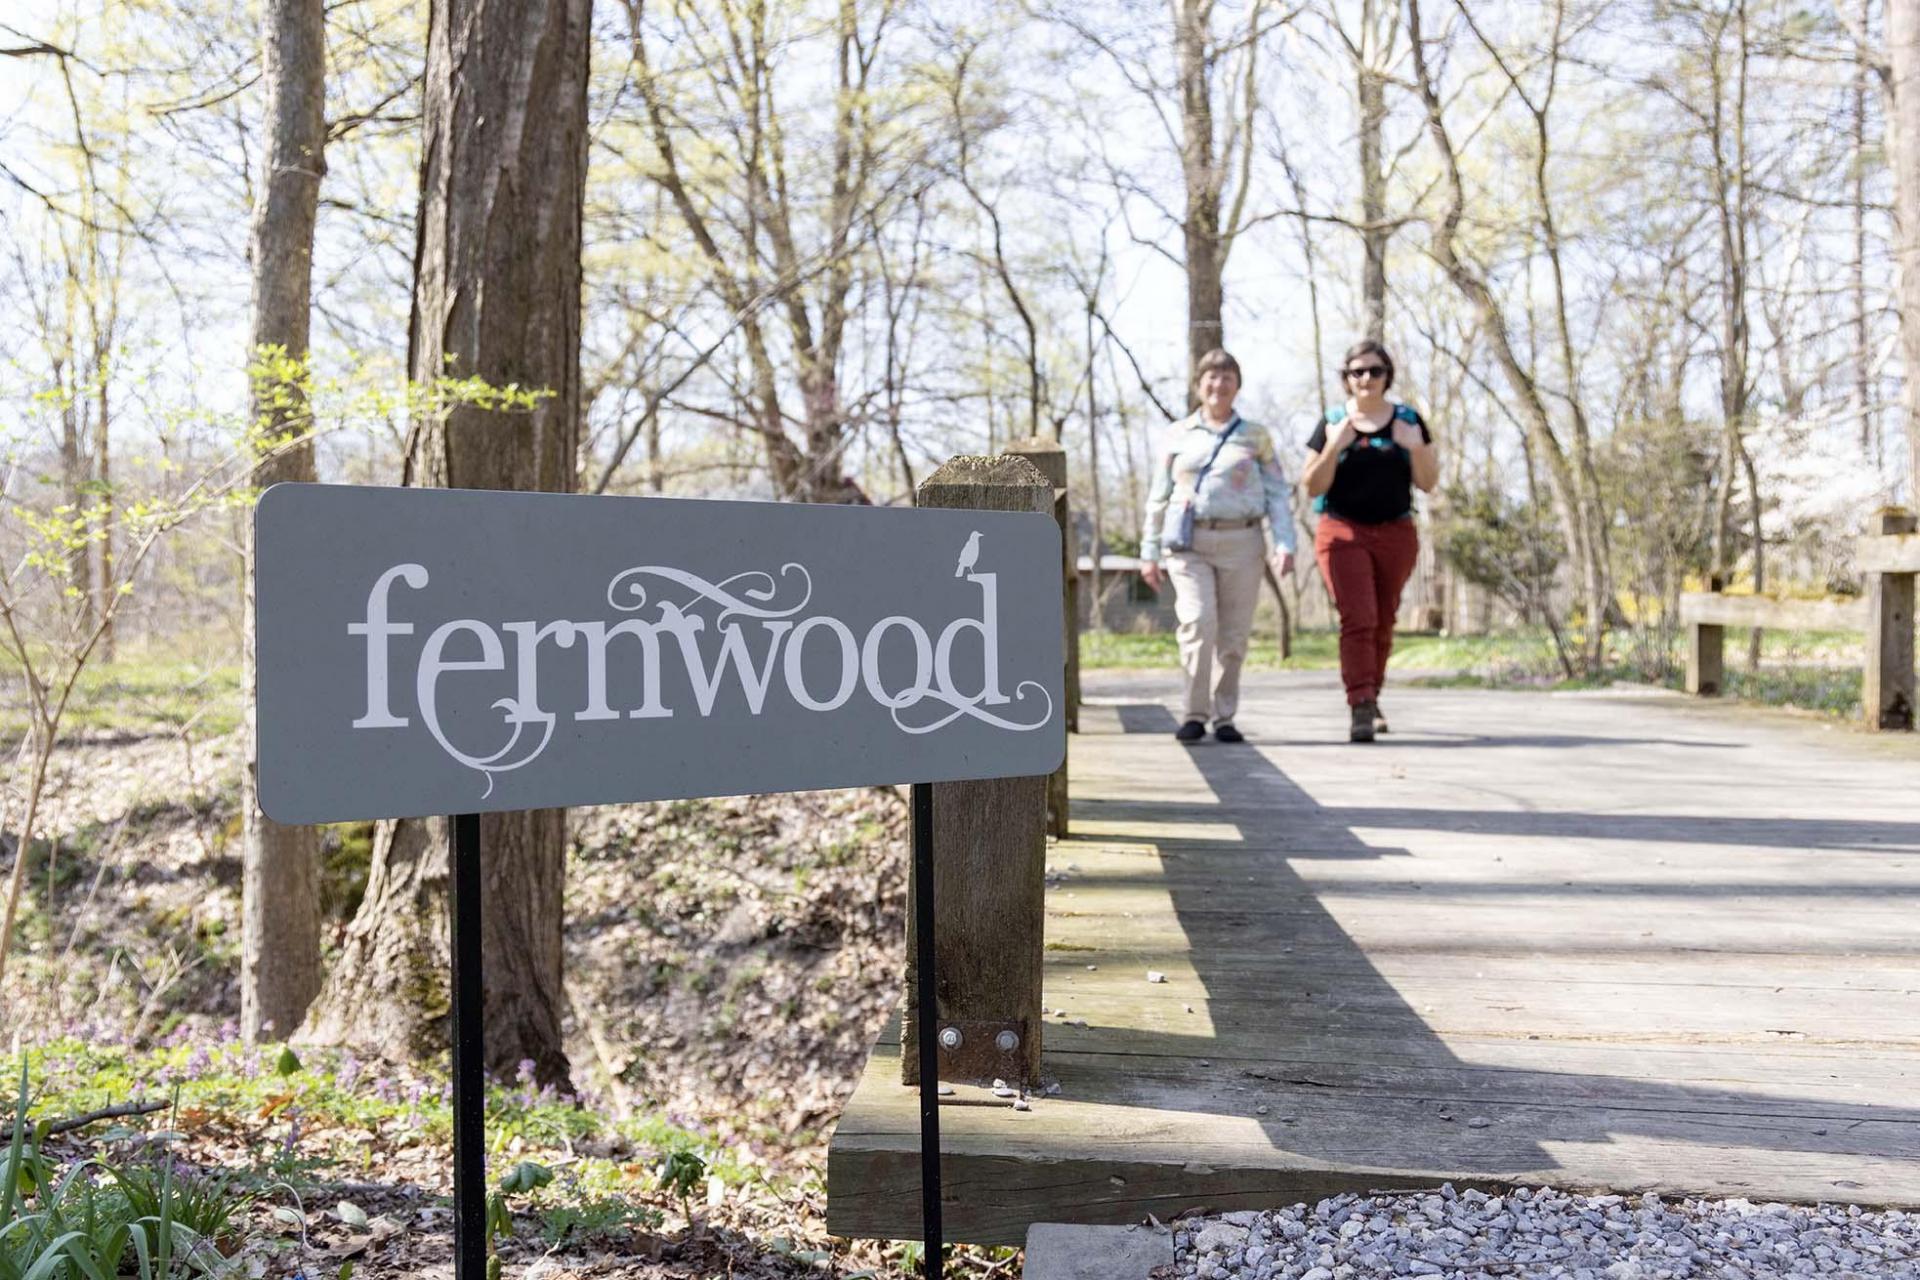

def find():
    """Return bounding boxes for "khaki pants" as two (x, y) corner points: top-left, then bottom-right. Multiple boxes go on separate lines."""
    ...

(1165, 524), (1266, 725)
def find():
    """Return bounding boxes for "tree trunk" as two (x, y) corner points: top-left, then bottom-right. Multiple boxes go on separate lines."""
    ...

(1890, 0), (1920, 504)
(303, 0), (590, 1088)
(1408, 0), (1605, 672)
(1857, 0), (1877, 461)
(1707, 0), (1762, 666)
(1358, 65), (1389, 340)
(1177, 0), (1224, 384)
(241, 0), (326, 1043)
(1086, 288), (1104, 630)
(59, 359), (91, 615)
(92, 322), (115, 663)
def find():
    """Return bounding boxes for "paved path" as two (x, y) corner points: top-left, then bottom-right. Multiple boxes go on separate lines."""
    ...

(829, 672), (1920, 1244)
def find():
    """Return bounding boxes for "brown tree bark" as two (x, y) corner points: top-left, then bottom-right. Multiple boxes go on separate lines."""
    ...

(1358, 62), (1388, 340)
(1856, 0), (1877, 462)
(1702, 0), (1763, 666)
(1322, 0), (1398, 341)
(1889, 0), (1920, 504)
(1177, 0), (1224, 382)
(241, 0), (325, 1043)
(302, 0), (589, 1087)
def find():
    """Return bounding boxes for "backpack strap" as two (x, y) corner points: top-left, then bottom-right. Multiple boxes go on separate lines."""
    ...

(1312, 408), (1347, 513)
(1316, 406), (1416, 515)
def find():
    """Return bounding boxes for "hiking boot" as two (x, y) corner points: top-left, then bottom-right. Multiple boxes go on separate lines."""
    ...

(1213, 722), (1245, 744)
(1349, 701), (1378, 743)
(1175, 719), (1207, 743)
(1373, 702), (1390, 735)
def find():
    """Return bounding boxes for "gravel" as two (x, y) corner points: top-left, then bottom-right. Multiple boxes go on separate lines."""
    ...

(1169, 1184), (1920, 1278)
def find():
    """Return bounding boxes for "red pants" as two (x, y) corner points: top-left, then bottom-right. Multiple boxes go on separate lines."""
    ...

(1314, 514), (1419, 707)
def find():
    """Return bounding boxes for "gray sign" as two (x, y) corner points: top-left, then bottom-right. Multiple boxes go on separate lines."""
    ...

(255, 484), (1065, 824)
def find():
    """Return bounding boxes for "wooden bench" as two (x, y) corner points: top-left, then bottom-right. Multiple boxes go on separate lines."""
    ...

(1679, 509), (1917, 730)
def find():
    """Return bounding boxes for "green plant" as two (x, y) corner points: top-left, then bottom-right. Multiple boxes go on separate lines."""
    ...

(0, 1065), (237, 1279)
(537, 1195), (658, 1245)
(653, 1142), (706, 1227)
(653, 1145), (704, 1203)
(107, 1159), (249, 1256)
(1433, 484), (1576, 677)
(484, 1160), (552, 1280)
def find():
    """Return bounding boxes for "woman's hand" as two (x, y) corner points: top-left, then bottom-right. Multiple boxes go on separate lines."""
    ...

(1398, 420), (1441, 492)
(1141, 561), (1164, 592)
(1303, 420), (1356, 497)
(1267, 547), (1294, 579)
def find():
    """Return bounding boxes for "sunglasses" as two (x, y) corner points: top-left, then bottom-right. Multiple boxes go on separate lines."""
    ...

(1344, 365), (1388, 380)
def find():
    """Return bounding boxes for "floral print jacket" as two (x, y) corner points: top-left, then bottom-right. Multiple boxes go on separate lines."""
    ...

(1139, 412), (1296, 561)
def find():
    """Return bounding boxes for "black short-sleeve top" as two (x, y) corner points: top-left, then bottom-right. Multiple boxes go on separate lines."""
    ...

(1304, 403), (1432, 525)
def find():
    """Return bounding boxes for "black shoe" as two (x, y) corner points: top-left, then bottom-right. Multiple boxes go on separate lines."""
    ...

(1349, 702), (1377, 743)
(1175, 719), (1207, 743)
(1373, 702), (1390, 735)
(1212, 722), (1245, 744)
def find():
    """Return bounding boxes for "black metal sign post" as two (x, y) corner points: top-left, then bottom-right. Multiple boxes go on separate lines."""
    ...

(448, 794), (942, 1280)
(450, 813), (487, 1280)
(912, 782), (942, 1280)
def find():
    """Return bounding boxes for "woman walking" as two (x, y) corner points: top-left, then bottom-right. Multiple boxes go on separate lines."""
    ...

(1301, 340), (1439, 742)
(1140, 348), (1296, 744)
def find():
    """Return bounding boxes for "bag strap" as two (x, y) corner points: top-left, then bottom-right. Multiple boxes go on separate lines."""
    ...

(1191, 416), (1242, 489)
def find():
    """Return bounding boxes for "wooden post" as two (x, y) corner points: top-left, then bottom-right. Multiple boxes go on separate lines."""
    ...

(1005, 437), (1075, 840)
(1684, 578), (1725, 697)
(1864, 508), (1917, 731)
(905, 456), (1051, 1089)
(1687, 623), (1724, 696)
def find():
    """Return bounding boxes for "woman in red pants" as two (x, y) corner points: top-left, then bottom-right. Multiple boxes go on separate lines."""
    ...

(1301, 340), (1440, 742)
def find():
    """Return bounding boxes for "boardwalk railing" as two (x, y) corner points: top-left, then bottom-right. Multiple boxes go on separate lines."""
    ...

(1680, 508), (1917, 730)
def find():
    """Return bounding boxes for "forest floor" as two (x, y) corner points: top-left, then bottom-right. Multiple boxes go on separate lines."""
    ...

(0, 720), (1010, 1278)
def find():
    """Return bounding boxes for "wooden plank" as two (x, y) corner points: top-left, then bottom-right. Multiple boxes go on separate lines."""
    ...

(1864, 510), (1918, 731)
(1678, 593), (1868, 632)
(907, 456), (1053, 1087)
(829, 1039), (1920, 1244)
(1857, 532), (1920, 574)
(862, 1011), (1920, 1090)
(827, 670), (1920, 1242)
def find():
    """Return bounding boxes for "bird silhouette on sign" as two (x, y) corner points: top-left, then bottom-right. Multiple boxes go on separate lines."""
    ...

(955, 530), (982, 578)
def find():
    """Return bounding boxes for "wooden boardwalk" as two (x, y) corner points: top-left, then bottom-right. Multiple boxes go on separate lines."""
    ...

(827, 671), (1920, 1245)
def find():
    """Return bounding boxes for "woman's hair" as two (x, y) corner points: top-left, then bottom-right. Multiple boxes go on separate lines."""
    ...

(1193, 348), (1242, 386)
(1341, 339), (1395, 390)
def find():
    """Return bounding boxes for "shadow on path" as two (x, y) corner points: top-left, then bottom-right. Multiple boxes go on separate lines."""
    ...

(1048, 702), (1920, 1200)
